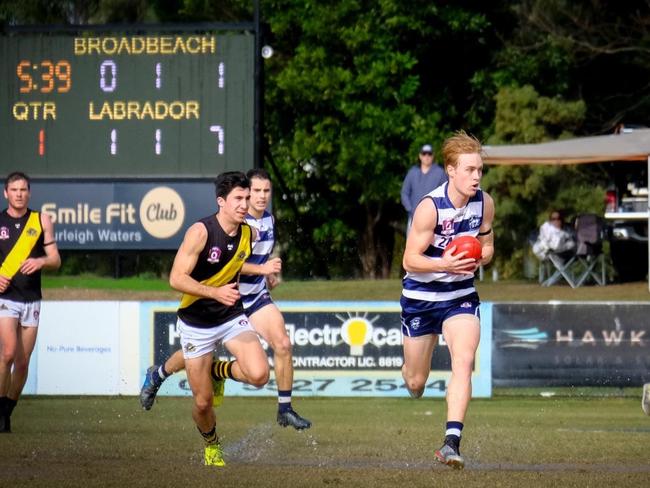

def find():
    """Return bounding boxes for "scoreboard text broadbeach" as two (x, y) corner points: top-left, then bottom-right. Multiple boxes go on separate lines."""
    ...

(0, 31), (255, 178)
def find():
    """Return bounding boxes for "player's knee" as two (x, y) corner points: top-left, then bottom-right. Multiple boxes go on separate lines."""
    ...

(247, 365), (270, 387)
(0, 349), (16, 365)
(194, 395), (213, 415)
(272, 335), (292, 358)
(12, 357), (29, 375)
(451, 355), (475, 376)
(402, 369), (427, 393)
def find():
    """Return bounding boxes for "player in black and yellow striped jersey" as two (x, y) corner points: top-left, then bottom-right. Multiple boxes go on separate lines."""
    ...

(0, 172), (61, 433)
(144, 171), (269, 466)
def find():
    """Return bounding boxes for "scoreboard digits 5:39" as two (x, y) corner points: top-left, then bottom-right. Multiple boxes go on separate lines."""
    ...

(0, 31), (254, 177)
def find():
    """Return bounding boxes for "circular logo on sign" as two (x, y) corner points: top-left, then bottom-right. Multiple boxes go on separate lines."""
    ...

(139, 186), (185, 239)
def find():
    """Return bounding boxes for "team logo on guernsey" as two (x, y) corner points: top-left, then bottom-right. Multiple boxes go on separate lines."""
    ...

(468, 215), (481, 229)
(441, 219), (454, 235)
(207, 246), (222, 263)
(238, 251), (246, 260)
(27, 227), (37, 237)
(0, 227), (9, 240)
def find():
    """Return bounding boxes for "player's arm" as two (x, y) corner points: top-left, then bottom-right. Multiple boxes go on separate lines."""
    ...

(169, 223), (240, 306)
(20, 213), (61, 275)
(241, 257), (281, 276)
(403, 198), (475, 274)
(478, 192), (495, 266)
(241, 226), (281, 276)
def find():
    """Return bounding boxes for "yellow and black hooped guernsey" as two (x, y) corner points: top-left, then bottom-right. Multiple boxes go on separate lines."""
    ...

(177, 214), (253, 328)
(0, 209), (45, 302)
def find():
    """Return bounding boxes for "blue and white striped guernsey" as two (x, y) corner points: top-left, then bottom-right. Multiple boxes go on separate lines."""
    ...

(239, 210), (275, 309)
(401, 182), (484, 305)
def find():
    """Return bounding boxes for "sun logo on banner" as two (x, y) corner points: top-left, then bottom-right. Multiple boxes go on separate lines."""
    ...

(336, 312), (379, 356)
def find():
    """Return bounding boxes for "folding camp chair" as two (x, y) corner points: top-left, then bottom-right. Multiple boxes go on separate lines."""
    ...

(531, 227), (580, 287)
(540, 250), (578, 287)
(573, 213), (606, 286)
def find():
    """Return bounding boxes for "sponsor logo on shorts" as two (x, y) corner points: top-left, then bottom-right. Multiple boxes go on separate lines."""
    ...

(0, 227), (9, 239)
(184, 342), (196, 353)
(33, 310), (39, 321)
(207, 246), (221, 264)
(409, 317), (421, 329)
(238, 319), (249, 327)
(460, 301), (472, 308)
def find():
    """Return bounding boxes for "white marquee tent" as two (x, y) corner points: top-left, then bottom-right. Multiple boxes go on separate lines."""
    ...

(482, 129), (650, 292)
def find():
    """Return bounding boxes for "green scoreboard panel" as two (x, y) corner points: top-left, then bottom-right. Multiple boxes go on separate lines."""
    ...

(0, 31), (255, 177)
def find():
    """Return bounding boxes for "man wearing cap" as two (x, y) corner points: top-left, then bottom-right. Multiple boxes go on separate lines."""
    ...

(401, 144), (447, 233)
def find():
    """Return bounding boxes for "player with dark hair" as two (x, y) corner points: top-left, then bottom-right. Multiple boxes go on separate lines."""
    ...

(163, 170), (269, 466)
(140, 169), (311, 429)
(400, 131), (495, 469)
(1, 172), (61, 432)
(239, 167), (311, 429)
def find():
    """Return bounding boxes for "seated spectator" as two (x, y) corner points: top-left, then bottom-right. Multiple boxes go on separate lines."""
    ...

(532, 210), (576, 260)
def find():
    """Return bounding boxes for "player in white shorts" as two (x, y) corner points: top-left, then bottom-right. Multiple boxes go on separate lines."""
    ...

(1, 171), (61, 433)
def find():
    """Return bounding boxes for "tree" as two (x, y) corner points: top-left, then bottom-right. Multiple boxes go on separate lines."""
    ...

(262, 0), (513, 278)
(504, 0), (650, 132)
(481, 85), (608, 278)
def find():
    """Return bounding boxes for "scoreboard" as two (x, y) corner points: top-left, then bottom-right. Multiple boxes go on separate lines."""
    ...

(0, 31), (255, 178)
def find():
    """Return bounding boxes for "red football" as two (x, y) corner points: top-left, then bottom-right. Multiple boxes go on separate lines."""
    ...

(444, 235), (482, 261)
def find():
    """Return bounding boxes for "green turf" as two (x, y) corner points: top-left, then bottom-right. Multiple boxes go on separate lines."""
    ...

(42, 275), (650, 301)
(42, 274), (172, 291)
(1, 394), (648, 487)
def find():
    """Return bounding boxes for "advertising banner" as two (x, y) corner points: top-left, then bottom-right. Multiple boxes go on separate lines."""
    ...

(493, 302), (650, 387)
(33, 301), (122, 394)
(139, 301), (493, 398)
(30, 180), (216, 250)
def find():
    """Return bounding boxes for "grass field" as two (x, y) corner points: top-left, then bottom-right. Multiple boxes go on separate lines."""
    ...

(42, 274), (650, 301)
(1, 394), (649, 487)
(29, 276), (650, 486)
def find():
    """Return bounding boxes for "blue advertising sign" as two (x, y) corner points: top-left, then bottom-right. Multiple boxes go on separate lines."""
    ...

(29, 180), (217, 249)
(493, 302), (650, 387)
(139, 301), (493, 398)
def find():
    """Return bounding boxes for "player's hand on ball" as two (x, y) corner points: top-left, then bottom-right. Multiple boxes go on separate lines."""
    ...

(443, 236), (482, 274)
(441, 247), (477, 274)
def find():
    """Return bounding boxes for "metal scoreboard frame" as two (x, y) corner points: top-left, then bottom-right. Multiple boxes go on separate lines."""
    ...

(0, 23), (259, 179)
